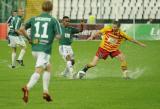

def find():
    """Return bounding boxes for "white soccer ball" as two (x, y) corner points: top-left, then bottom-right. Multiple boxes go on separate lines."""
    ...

(77, 70), (86, 79)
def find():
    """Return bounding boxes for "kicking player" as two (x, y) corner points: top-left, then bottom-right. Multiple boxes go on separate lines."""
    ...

(59, 16), (84, 78)
(76, 21), (146, 79)
(20, 1), (62, 103)
(8, 8), (26, 68)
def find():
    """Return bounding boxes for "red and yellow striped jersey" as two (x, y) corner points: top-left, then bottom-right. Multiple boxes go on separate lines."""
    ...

(99, 26), (133, 52)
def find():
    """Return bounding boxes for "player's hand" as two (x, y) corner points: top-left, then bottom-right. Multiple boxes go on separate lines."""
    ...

(80, 19), (85, 24)
(140, 43), (146, 47)
(87, 36), (94, 40)
(80, 20), (85, 26)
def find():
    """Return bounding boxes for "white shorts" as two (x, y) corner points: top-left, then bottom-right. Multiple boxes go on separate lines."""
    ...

(59, 45), (74, 60)
(9, 35), (26, 47)
(32, 51), (50, 68)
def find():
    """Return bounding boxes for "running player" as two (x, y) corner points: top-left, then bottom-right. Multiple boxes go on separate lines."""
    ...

(20, 1), (62, 103)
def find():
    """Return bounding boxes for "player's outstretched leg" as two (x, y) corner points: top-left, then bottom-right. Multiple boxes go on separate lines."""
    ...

(115, 53), (131, 79)
(75, 56), (99, 79)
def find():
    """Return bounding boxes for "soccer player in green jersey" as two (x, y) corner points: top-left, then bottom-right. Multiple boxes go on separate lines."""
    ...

(8, 8), (26, 68)
(20, 1), (62, 103)
(59, 16), (84, 79)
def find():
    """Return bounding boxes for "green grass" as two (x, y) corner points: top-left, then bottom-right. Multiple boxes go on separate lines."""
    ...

(0, 40), (160, 109)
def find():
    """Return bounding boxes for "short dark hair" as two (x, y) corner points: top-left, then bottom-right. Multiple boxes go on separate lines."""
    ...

(112, 20), (121, 28)
(13, 10), (17, 13)
(63, 16), (69, 19)
(42, 0), (53, 12)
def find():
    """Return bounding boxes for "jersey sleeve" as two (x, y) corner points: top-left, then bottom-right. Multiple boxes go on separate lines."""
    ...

(53, 18), (62, 36)
(120, 31), (133, 41)
(24, 18), (32, 29)
(7, 16), (12, 24)
(71, 27), (80, 34)
(100, 26), (111, 34)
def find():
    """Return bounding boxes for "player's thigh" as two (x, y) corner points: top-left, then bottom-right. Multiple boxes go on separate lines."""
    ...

(115, 52), (126, 62)
(59, 45), (72, 60)
(32, 51), (38, 59)
(9, 35), (16, 47)
(35, 52), (50, 68)
(17, 36), (26, 47)
(64, 45), (74, 58)
(68, 46), (74, 59)
(59, 45), (66, 60)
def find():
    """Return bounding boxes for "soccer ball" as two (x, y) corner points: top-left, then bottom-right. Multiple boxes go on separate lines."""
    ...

(76, 70), (86, 79)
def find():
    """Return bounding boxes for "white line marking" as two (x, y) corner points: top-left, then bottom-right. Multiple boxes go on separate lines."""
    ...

(0, 59), (8, 64)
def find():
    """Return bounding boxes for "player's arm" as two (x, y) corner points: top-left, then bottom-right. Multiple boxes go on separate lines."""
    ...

(79, 20), (85, 32)
(87, 31), (102, 40)
(54, 18), (62, 40)
(88, 26), (111, 40)
(129, 38), (146, 47)
(19, 19), (32, 42)
(15, 29), (23, 35)
(71, 20), (85, 34)
(55, 34), (61, 39)
(20, 26), (31, 42)
(122, 32), (146, 47)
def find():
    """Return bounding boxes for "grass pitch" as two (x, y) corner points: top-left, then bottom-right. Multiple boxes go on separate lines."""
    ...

(0, 40), (160, 109)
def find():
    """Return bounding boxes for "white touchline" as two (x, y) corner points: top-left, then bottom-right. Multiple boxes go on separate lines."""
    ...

(0, 59), (8, 64)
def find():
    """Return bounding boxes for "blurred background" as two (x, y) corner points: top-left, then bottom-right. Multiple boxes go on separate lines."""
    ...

(0, 0), (160, 40)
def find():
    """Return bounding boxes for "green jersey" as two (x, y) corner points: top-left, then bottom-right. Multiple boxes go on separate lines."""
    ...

(9, 16), (22, 36)
(59, 25), (80, 45)
(25, 12), (61, 54)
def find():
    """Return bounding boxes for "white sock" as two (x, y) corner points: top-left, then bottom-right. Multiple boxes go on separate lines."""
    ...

(64, 67), (69, 74)
(18, 49), (25, 60)
(67, 61), (73, 78)
(122, 70), (129, 78)
(67, 61), (72, 71)
(43, 71), (51, 93)
(27, 72), (40, 90)
(11, 52), (16, 66)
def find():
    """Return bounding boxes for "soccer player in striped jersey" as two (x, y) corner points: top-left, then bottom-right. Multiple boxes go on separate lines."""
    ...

(20, 1), (62, 103)
(76, 21), (146, 79)
(8, 8), (26, 68)
(7, 10), (17, 46)
(7, 10), (17, 25)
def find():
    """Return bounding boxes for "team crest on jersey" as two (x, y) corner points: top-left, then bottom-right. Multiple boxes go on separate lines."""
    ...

(65, 33), (70, 38)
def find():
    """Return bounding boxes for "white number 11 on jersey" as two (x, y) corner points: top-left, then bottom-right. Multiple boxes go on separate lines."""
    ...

(34, 22), (48, 38)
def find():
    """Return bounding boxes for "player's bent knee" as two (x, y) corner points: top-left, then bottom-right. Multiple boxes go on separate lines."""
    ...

(35, 67), (44, 74)
(66, 55), (71, 61)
